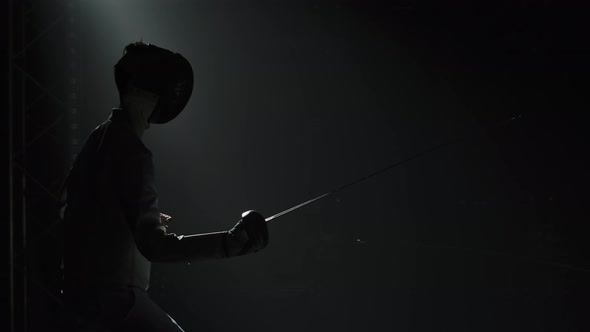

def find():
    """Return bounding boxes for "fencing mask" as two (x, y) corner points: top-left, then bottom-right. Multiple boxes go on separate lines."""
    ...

(114, 42), (194, 124)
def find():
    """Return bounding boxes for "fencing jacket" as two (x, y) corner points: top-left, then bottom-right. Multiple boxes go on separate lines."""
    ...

(63, 108), (227, 291)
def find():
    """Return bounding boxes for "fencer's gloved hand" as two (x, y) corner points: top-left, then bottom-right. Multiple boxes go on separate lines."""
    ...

(225, 210), (269, 257)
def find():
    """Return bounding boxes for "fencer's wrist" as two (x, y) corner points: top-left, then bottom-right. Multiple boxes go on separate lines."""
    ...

(224, 227), (249, 257)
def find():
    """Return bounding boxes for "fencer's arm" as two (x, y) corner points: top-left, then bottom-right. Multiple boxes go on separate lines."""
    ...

(122, 149), (268, 262)
(134, 224), (225, 262)
(134, 210), (269, 262)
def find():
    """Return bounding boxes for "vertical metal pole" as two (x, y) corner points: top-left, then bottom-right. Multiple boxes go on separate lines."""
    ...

(20, 3), (28, 331)
(8, 0), (15, 331)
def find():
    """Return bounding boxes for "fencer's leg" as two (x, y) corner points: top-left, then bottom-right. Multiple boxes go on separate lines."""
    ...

(61, 287), (134, 332)
(119, 288), (185, 332)
(166, 314), (185, 332)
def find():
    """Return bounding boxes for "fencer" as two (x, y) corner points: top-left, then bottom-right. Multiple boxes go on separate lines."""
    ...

(60, 42), (269, 331)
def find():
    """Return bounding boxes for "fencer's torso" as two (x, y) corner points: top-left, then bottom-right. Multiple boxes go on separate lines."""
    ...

(63, 109), (158, 291)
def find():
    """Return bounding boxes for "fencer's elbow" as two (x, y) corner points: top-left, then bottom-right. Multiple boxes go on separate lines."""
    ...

(135, 236), (160, 262)
(134, 225), (168, 262)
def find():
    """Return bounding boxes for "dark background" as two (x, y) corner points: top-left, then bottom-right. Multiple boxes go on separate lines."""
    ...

(6, 0), (590, 331)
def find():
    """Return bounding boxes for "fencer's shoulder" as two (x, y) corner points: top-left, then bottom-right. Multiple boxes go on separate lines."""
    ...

(95, 115), (152, 160)
(117, 128), (152, 159)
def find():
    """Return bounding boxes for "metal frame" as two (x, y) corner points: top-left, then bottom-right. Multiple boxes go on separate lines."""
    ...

(8, 1), (80, 331)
